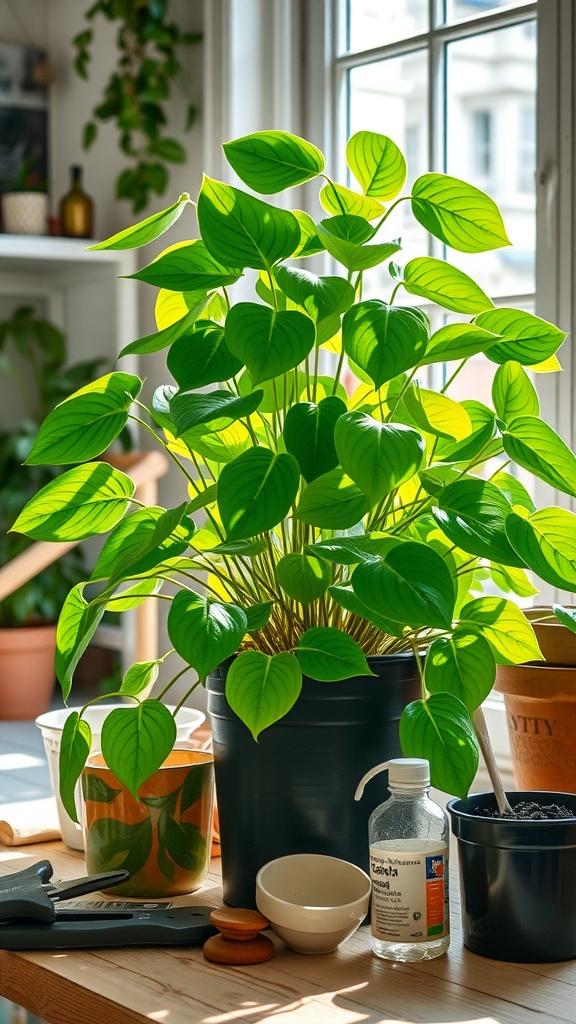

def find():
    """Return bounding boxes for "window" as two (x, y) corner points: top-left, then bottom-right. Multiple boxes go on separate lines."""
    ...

(471, 110), (493, 182)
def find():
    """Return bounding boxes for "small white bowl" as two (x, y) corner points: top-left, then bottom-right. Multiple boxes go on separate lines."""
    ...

(256, 853), (371, 954)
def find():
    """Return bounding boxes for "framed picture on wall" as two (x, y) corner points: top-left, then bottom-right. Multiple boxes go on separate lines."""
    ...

(0, 41), (48, 195)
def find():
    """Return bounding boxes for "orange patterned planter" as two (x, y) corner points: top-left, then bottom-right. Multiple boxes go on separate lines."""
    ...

(82, 748), (214, 897)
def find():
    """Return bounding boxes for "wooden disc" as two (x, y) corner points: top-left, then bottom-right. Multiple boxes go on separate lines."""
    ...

(209, 907), (270, 941)
(203, 933), (275, 965)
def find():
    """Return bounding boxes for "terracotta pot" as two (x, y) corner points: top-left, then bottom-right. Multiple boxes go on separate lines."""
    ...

(524, 605), (576, 665)
(495, 662), (576, 791)
(82, 747), (214, 897)
(0, 624), (57, 720)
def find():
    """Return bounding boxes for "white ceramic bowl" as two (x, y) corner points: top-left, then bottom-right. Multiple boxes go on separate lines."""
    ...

(35, 704), (205, 850)
(256, 853), (371, 954)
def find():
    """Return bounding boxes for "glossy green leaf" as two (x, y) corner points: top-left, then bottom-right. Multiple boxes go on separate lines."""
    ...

(316, 217), (401, 271)
(492, 361), (539, 421)
(185, 484), (218, 513)
(170, 388), (264, 435)
(488, 563), (539, 599)
(55, 584), (106, 700)
(411, 173), (511, 252)
(435, 401), (499, 465)
(218, 447), (300, 540)
(238, 367), (307, 415)
(276, 554), (331, 606)
(226, 651), (302, 740)
(352, 542), (455, 631)
(225, 304), (315, 384)
(130, 240), (241, 291)
(342, 300), (429, 388)
(403, 386), (471, 442)
(91, 504), (192, 584)
(506, 507), (576, 591)
(319, 181), (384, 219)
(89, 194), (189, 250)
(26, 373), (142, 465)
(167, 320), (243, 389)
(295, 626), (375, 681)
(418, 323), (501, 366)
(120, 660), (160, 696)
(197, 177), (300, 270)
(334, 413), (425, 505)
(460, 596), (543, 665)
(309, 535), (400, 565)
(106, 578), (162, 611)
(283, 397), (347, 482)
(295, 468), (370, 529)
(101, 701), (177, 799)
(425, 629), (496, 712)
(476, 308), (566, 366)
(400, 694), (478, 798)
(11, 463), (134, 541)
(432, 477), (526, 567)
(120, 297), (210, 358)
(502, 416), (576, 498)
(327, 584), (404, 637)
(223, 130), (324, 193)
(274, 266), (355, 323)
(403, 257), (493, 314)
(491, 470), (535, 512)
(182, 422), (251, 464)
(208, 537), (267, 556)
(59, 713), (92, 822)
(243, 601), (274, 631)
(291, 210), (325, 258)
(167, 591), (247, 680)
(553, 605), (576, 634)
(347, 131), (406, 199)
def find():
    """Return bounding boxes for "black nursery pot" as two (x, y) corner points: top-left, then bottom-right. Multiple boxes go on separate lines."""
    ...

(448, 791), (576, 963)
(207, 653), (420, 908)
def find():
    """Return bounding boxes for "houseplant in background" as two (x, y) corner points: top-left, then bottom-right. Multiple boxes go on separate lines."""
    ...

(73, 0), (202, 213)
(1, 154), (48, 235)
(11, 129), (576, 909)
(0, 305), (104, 718)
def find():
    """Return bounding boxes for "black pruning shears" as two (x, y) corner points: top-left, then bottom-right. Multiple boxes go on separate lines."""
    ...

(0, 860), (217, 950)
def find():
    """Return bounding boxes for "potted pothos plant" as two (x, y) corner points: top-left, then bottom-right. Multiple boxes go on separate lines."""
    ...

(12, 129), (576, 908)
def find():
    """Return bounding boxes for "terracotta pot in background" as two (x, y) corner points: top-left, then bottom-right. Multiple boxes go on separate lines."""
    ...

(0, 624), (57, 720)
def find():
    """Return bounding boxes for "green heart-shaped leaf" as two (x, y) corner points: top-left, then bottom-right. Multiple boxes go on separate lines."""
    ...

(223, 130), (324, 193)
(432, 477), (526, 567)
(283, 397), (347, 482)
(295, 626), (376, 681)
(347, 131), (407, 199)
(342, 300), (429, 388)
(425, 629), (496, 712)
(167, 591), (247, 680)
(59, 713), (92, 823)
(476, 308), (566, 365)
(319, 181), (384, 219)
(435, 401), (499, 465)
(316, 216), (401, 271)
(218, 447), (300, 540)
(328, 584), (404, 637)
(89, 194), (189, 250)
(120, 660), (160, 697)
(295, 468), (370, 529)
(55, 584), (106, 700)
(502, 416), (576, 498)
(460, 596), (543, 665)
(225, 304), (315, 384)
(352, 542), (455, 631)
(226, 651), (302, 740)
(12, 463), (134, 541)
(91, 504), (192, 584)
(403, 386), (471, 442)
(334, 412), (425, 505)
(243, 601), (274, 632)
(400, 694), (478, 798)
(101, 701), (177, 799)
(120, 297), (210, 358)
(276, 554), (331, 606)
(506, 507), (576, 591)
(170, 388), (263, 435)
(411, 172), (511, 252)
(167, 320), (243, 390)
(419, 323), (501, 365)
(274, 266), (355, 323)
(26, 373), (142, 465)
(197, 177), (300, 269)
(309, 535), (400, 565)
(130, 240), (241, 291)
(492, 360), (539, 422)
(403, 257), (493, 314)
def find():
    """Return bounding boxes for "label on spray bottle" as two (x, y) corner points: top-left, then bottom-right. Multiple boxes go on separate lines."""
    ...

(369, 839), (449, 942)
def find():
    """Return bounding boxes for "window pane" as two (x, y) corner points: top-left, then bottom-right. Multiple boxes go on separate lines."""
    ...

(348, 51), (428, 297)
(444, 0), (533, 22)
(445, 22), (536, 297)
(346, 0), (428, 52)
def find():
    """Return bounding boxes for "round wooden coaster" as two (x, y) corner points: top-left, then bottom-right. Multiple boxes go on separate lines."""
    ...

(203, 933), (275, 965)
(210, 908), (270, 941)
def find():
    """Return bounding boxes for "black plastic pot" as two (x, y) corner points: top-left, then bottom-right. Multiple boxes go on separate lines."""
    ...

(449, 791), (576, 962)
(207, 653), (420, 907)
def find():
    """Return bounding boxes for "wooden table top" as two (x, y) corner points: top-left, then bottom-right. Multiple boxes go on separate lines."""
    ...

(0, 840), (575, 1024)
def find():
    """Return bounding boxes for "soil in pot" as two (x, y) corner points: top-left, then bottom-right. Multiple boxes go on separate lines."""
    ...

(207, 653), (420, 908)
(449, 790), (576, 962)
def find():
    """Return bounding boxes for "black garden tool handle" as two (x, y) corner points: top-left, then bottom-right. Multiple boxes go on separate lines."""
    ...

(0, 906), (218, 950)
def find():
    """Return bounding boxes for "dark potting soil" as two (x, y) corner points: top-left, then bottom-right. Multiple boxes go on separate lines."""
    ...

(474, 800), (576, 820)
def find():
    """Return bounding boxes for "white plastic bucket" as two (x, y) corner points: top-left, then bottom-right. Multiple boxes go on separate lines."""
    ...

(35, 704), (206, 850)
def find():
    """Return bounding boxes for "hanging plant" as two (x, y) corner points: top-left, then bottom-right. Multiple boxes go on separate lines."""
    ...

(73, 0), (202, 214)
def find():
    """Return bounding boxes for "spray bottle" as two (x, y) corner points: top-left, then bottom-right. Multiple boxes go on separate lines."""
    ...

(355, 757), (449, 962)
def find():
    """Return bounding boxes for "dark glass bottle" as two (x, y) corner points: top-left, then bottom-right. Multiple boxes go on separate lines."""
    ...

(60, 165), (94, 238)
